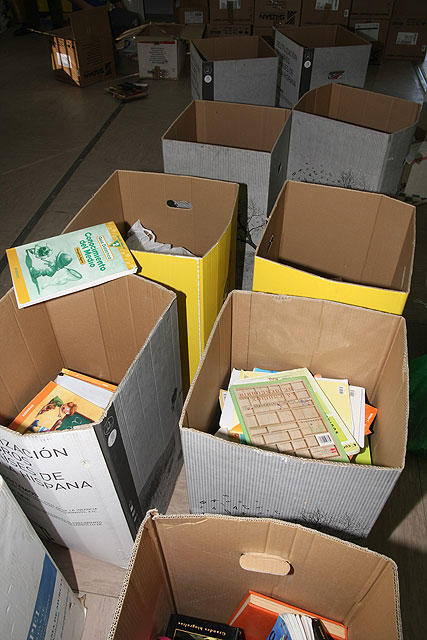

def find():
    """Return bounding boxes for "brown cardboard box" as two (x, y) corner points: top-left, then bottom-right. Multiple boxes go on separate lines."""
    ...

(174, 0), (209, 23)
(108, 511), (403, 640)
(206, 22), (252, 36)
(47, 7), (115, 87)
(209, 0), (254, 24)
(253, 180), (415, 314)
(254, 0), (301, 27)
(179, 291), (409, 539)
(385, 17), (427, 61)
(300, 0), (351, 27)
(349, 18), (390, 64)
(392, 0), (426, 19)
(350, 0), (394, 20)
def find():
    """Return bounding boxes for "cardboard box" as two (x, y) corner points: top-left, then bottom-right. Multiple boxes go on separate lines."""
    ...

(209, 0), (255, 24)
(109, 511), (403, 640)
(350, 0), (393, 20)
(392, 0), (426, 19)
(385, 17), (427, 62)
(174, 0), (209, 23)
(1, 475), (86, 640)
(254, 0), (302, 27)
(179, 291), (408, 539)
(275, 25), (371, 108)
(348, 18), (390, 65)
(300, 0), (351, 27)
(135, 23), (188, 79)
(206, 22), (253, 36)
(162, 100), (291, 289)
(0, 275), (182, 568)
(64, 171), (239, 391)
(47, 7), (115, 87)
(190, 35), (279, 106)
(287, 83), (421, 196)
(253, 181), (415, 314)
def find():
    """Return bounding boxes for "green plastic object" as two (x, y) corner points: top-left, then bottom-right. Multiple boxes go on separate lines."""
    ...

(408, 355), (427, 457)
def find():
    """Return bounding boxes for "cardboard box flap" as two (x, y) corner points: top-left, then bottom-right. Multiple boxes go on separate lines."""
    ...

(192, 35), (277, 61)
(163, 101), (290, 153)
(295, 84), (421, 134)
(65, 170), (238, 259)
(0, 275), (175, 427)
(277, 24), (369, 48)
(69, 6), (112, 41)
(111, 511), (175, 639)
(109, 512), (401, 639)
(267, 181), (415, 291)
(135, 23), (184, 41)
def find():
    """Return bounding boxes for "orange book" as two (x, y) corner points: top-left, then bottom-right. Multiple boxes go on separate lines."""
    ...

(228, 590), (347, 640)
(364, 403), (378, 435)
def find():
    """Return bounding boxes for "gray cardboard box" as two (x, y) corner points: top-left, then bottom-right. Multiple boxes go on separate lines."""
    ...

(275, 25), (371, 108)
(0, 275), (182, 568)
(180, 291), (408, 540)
(287, 83), (421, 195)
(190, 35), (279, 105)
(162, 100), (291, 288)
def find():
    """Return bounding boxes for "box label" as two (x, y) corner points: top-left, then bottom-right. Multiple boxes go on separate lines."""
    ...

(275, 30), (305, 108)
(55, 52), (71, 69)
(184, 10), (204, 22)
(315, 0), (339, 9)
(26, 555), (56, 640)
(396, 32), (418, 45)
(355, 22), (380, 42)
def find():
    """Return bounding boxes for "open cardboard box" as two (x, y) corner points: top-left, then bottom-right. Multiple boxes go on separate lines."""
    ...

(64, 171), (239, 391)
(253, 181), (415, 314)
(0, 275), (182, 567)
(109, 511), (403, 640)
(274, 25), (371, 108)
(162, 101), (291, 289)
(180, 291), (408, 539)
(44, 7), (115, 87)
(190, 35), (279, 105)
(287, 83), (421, 195)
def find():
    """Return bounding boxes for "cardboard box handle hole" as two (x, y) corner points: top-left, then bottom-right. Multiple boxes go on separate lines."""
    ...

(167, 199), (192, 210)
(239, 553), (292, 576)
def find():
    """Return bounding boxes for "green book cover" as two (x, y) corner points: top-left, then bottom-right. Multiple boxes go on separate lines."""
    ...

(6, 222), (136, 308)
(229, 375), (349, 463)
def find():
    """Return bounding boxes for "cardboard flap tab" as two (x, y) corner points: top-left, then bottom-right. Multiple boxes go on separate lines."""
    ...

(239, 552), (292, 575)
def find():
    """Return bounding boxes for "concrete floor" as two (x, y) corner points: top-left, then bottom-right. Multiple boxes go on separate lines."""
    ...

(1, 25), (427, 640)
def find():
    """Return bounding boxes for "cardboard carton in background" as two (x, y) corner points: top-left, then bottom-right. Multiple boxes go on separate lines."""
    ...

(162, 100), (291, 289)
(206, 22), (252, 36)
(300, 0), (351, 27)
(392, 0), (427, 19)
(209, 0), (255, 24)
(348, 18), (390, 65)
(109, 511), (403, 640)
(174, 0), (209, 23)
(288, 83), (421, 195)
(253, 181), (415, 314)
(385, 17), (427, 62)
(180, 291), (408, 540)
(0, 275), (182, 568)
(135, 23), (187, 79)
(1, 476), (86, 640)
(254, 0), (302, 27)
(275, 25), (371, 108)
(349, 0), (394, 20)
(47, 7), (115, 87)
(190, 35), (279, 106)
(65, 171), (239, 391)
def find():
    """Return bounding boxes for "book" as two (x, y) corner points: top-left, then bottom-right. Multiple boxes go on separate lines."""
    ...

(229, 375), (349, 462)
(165, 614), (244, 640)
(6, 222), (137, 308)
(228, 591), (347, 640)
(54, 368), (117, 409)
(349, 385), (365, 448)
(8, 381), (104, 434)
